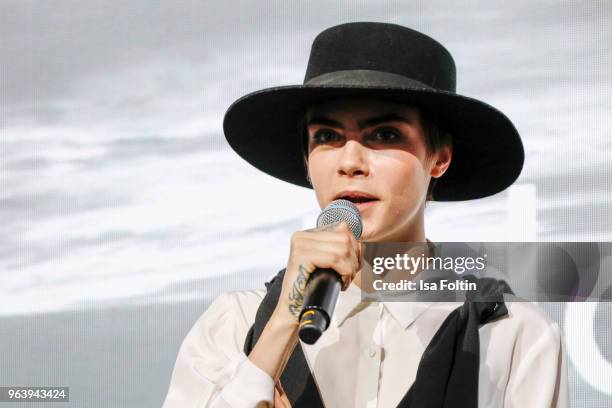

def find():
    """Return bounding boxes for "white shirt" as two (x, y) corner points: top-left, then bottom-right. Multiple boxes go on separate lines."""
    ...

(162, 281), (569, 408)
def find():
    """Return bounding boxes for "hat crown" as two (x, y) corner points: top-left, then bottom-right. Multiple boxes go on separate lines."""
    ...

(304, 22), (456, 92)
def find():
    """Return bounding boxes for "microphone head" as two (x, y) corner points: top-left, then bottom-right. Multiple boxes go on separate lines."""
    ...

(316, 199), (363, 240)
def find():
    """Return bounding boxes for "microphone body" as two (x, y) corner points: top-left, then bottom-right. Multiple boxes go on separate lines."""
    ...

(298, 200), (362, 344)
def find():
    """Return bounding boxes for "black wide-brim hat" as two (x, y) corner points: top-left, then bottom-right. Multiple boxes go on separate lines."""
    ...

(223, 22), (524, 201)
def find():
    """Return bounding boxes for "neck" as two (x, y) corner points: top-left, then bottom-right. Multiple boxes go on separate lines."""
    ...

(377, 202), (426, 242)
(354, 206), (429, 290)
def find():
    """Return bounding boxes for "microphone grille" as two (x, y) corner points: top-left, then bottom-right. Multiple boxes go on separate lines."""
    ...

(316, 199), (363, 240)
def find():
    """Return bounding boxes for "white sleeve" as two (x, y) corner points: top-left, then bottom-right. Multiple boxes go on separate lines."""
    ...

(504, 320), (569, 408)
(162, 292), (275, 408)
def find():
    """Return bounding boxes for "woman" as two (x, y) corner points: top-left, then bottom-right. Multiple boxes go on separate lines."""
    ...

(163, 22), (568, 407)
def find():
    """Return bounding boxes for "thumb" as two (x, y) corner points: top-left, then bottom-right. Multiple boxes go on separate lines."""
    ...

(275, 380), (292, 407)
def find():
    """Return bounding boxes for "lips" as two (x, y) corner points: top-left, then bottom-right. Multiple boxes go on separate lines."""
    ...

(334, 190), (379, 205)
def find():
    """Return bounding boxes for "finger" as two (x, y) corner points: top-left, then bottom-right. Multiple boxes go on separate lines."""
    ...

(303, 248), (357, 283)
(311, 252), (357, 290)
(303, 220), (344, 233)
(291, 249), (354, 292)
(293, 230), (360, 261)
(273, 388), (283, 407)
(275, 381), (291, 408)
(296, 229), (356, 245)
(279, 392), (292, 407)
(293, 239), (354, 260)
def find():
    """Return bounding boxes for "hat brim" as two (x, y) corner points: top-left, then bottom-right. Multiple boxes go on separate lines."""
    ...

(223, 84), (524, 201)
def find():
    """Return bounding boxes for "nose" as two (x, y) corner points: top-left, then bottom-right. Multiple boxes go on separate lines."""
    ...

(337, 140), (370, 179)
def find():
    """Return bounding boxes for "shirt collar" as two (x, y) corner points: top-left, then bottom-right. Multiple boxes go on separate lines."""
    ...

(333, 238), (444, 329)
(333, 280), (437, 329)
(383, 298), (436, 329)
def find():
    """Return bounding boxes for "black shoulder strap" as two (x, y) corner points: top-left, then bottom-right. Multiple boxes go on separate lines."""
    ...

(397, 274), (514, 408)
(243, 269), (325, 407)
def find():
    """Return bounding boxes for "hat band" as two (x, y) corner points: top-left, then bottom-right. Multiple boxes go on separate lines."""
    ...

(304, 69), (434, 90)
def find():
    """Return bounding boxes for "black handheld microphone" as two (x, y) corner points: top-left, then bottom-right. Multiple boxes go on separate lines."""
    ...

(298, 199), (363, 345)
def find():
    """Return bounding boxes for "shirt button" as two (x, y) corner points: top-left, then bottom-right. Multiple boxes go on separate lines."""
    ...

(368, 345), (377, 357)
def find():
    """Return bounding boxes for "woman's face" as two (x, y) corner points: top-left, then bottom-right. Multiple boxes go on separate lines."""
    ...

(305, 97), (451, 242)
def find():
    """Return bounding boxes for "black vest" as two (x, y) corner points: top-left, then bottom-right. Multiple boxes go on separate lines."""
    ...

(243, 269), (513, 407)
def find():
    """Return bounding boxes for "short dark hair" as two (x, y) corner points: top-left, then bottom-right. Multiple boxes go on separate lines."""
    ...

(419, 108), (453, 201)
(297, 105), (452, 201)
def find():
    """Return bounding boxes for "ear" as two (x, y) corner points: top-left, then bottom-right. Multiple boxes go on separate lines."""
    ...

(430, 144), (452, 178)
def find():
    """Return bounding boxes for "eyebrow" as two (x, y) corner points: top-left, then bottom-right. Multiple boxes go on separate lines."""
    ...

(305, 113), (412, 130)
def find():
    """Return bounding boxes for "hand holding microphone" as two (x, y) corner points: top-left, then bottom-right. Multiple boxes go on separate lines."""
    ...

(298, 200), (363, 344)
(248, 200), (362, 381)
(273, 199), (363, 343)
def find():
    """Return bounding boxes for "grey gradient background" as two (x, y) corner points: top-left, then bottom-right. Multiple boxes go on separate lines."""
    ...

(0, 1), (611, 406)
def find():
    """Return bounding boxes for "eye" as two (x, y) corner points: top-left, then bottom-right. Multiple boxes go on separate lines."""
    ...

(370, 127), (402, 142)
(312, 129), (341, 144)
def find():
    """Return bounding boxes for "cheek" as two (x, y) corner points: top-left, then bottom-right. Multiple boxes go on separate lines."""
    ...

(307, 153), (334, 205)
(374, 153), (429, 215)
(307, 153), (326, 180)
(376, 152), (429, 191)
